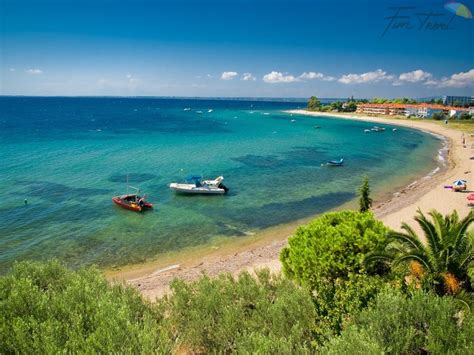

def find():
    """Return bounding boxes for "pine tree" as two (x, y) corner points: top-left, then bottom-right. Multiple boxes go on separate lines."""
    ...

(358, 176), (372, 212)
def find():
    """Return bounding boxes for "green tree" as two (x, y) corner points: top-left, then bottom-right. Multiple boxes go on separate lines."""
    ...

(330, 101), (343, 112)
(343, 101), (357, 112)
(321, 289), (474, 354)
(358, 176), (373, 212)
(159, 269), (316, 353)
(280, 211), (389, 288)
(0, 260), (171, 353)
(432, 111), (447, 120)
(369, 210), (474, 298)
(307, 96), (321, 111)
(459, 112), (472, 120)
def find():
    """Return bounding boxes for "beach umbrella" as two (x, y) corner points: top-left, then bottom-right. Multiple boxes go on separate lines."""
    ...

(444, 2), (473, 19)
(467, 194), (474, 201)
(453, 179), (467, 186)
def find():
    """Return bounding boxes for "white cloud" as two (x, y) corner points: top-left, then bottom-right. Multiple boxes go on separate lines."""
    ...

(299, 72), (324, 80)
(423, 79), (439, 86)
(438, 69), (474, 88)
(338, 69), (393, 84)
(298, 72), (336, 82)
(126, 74), (133, 79)
(242, 72), (256, 81)
(263, 71), (298, 83)
(25, 68), (43, 75)
(398, 69), (432, 83)
(221, 71), (238, 80)
(9, 68), (16, 72)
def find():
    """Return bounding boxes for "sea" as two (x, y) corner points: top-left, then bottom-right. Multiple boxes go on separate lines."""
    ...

(0, 97), (442, 273)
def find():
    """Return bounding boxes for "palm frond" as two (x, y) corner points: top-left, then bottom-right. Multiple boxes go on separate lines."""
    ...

(388, 227), (424, 251)
(452, 211), (474, 252)
(393, 252), (433, 273)
(415, 210), (441, 257)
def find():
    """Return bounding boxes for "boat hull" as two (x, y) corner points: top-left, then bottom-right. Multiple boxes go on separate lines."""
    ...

(169, 183), (226, 195)
(112, 196), (153, 212)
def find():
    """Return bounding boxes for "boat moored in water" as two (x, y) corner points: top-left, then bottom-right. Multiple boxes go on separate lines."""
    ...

(112, 186), (153, 212)
(170, 175), (229, 195)
(327, 158), (344, 166)
(371, 127), (385, 132)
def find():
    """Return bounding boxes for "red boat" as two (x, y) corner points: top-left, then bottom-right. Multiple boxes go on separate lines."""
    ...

(112, 186), (153, 212)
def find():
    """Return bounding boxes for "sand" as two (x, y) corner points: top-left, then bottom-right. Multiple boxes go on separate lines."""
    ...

(109, 110), (473, 300)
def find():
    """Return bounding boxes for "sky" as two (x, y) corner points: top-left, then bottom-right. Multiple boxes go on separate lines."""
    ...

(1, 0), (473, 98)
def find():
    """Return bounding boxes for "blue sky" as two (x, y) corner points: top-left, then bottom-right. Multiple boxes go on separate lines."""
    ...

(1, 0), (473, 98)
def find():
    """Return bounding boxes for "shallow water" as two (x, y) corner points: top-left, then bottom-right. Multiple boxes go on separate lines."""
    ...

(0, 97), (441, 272)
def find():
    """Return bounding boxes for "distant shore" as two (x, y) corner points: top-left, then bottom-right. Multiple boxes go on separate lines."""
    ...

(109, 110), (473, 300)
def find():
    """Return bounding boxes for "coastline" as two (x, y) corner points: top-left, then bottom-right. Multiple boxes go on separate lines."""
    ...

(109, 110), (473, 300)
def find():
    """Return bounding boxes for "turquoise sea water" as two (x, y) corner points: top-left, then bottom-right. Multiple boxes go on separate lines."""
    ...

(0, 97), (441, 272)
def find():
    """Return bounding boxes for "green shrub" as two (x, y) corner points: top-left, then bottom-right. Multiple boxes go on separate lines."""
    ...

(0, 260), (171, 353)
(322, 289), (474, 354)
(307, 96), (321, 111)
(312, 273), (387, 338)
(159, 269), (316, 353)
(280, 211), (389, 288)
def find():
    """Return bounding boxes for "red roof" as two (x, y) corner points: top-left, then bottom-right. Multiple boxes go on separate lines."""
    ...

(358, 103), (469, 111)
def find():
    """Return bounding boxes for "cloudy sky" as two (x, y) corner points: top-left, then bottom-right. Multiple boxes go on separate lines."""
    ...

(1, 0), (473, 98)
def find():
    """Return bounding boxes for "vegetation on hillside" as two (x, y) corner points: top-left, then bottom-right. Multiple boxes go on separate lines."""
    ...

(1, 209), (473, 353)
(369, 210), (474, 304)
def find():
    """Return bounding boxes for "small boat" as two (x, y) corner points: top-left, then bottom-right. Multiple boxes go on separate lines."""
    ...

(196, 111), (203, 114)
(371, 126), (386, 132)
(112, 186), (153, 212)
(291, 119), (296, 122)
(183, 108), (191, 111)
(392, 128), (397, 132)
(170, 175), (229, 195)
(208, 109), (213, 113)
(364, 129), (371, 133)
(327, 158), (344, 166)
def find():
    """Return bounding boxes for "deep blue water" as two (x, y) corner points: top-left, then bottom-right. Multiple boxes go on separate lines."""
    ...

(0, 97), (441, 272)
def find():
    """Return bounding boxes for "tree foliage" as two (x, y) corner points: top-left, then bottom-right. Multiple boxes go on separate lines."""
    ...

(159, 269), (316, 353)
(307, 96), (321, 111)
(322, 288), (474, 354)
(369, 210), (474, 305)
(0, 260), (171, 353)
(358, 176), (372, 212)
(280, 211), (389, 288)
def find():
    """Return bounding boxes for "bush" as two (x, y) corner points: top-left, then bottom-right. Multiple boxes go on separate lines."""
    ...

(307, 96), (321, 111)
(322, 289), (474, 354)
(159, 269), (316, 353)
(0, 260), (171, 353)
(280, 211), (389, 288)
(312, 273), (387, 338)
(432, 111), (446, 120)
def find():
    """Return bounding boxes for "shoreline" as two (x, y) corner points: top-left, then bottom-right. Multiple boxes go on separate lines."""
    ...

(109, 110), (473, 300)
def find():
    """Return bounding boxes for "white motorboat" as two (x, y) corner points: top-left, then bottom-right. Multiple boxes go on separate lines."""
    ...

(169, 175), (229, 195)
(371, 126), (385, 132)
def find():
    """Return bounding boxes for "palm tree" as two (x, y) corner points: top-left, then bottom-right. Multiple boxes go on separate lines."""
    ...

(370, 209), (474, 297)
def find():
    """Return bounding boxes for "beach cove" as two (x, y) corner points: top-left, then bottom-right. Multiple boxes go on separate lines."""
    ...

(109, 110), (472, 299)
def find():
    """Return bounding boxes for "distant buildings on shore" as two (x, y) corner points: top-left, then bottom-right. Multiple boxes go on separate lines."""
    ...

(442, 95), (474, 107)
(356, 102), (472, 118)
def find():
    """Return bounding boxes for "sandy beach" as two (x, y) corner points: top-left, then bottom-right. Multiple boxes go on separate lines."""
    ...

(110, 111), (473, 300)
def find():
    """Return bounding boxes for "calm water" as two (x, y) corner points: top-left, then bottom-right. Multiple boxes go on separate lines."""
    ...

(0, 97), (441, 272)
